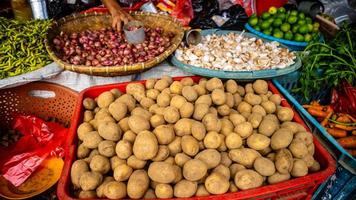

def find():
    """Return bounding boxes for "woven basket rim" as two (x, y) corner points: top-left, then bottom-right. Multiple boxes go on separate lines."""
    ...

(45, 11), (184, 76)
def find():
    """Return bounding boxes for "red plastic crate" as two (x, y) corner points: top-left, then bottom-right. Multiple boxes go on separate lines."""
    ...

(57, 76), (336, 200)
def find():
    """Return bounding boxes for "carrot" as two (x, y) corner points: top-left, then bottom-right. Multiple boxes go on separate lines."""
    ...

(303, 105), (324, 110)
(321, 111), (333, 127)
(334, 124), (356, 131)
(337, 115), (352, 123)
(311, 101), (320, 106)
(353, 130), (356, 136)
(307, 108), (329, 117)
(347, 149), (356, 156)
(337, 136), (356, 148)
(326, 128), (347, 138)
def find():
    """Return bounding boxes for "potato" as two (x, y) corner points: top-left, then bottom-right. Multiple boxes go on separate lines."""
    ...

(181, 77), (194, 86)
(234, 169), (264, 190)
(267, 172), (291, 184)
(193, 84), (206, 96)
(229, 148), (261, 168)
(294, 131), (313, 145)
(203, 131), (222, 149)
(89, 119), (98, 130)
(162, 88), (171, 94)
(252, 105), (267, 116)
(234, 121), (253, 138)
(261, 101), (276, 114)
(77, 122), (94, 141)
(291, 159), (308, 177)
(98, 121), (121, 141)
(217, 134), (227, 152)
(103, 181), (126, 199)
(83, 131), (103, 149)
(146, 89), (160, 100)
(97, 91), (115, 108)
(77, 143), (90, 159)
(128, 115), (150, 134)
(149, 104), (164, 115)
(170, 95), (187, 109)
(171, 165), (183, 184)
(144, 188), (157, 199)
(131, 107), (152, 120)
(110, 156), (126, 170)
(254, 157), (275, 176)
(152, 125), (175, 145)
(83, 149), (99, 163)
(260, 94), (268, 102)
(140, 97), (155, 109)
(122, 130), (136, 143)
(225, 93), (234, 107)
(191, 121), (206, 140)
(225, 132), (242, 149)
(150, 114), (165, 128)
(220, 118), (234, 136)
(114, 164), (132, 181)
(170, 81), (183, 94)
(154, 79), (170, 91)
(253, 80), (268, 95)
(266, 153), (276, 161)
(196, 184), (210, 196)
(127, 155), (147, 169)
(211, 89), (226, 105)
(240, 112), (251, 119)
(164, 106), (180, 123)
(244, 93), (262, 105)
(90, 155), (110, 174)
(127, 170), (150, 199)
(148, 162), (176, 183)
(193, 103), (210, 120)
(258, 118), (278, 137)
(181, 135), (200, 156)
(220, 152), (232, 167)
(309, 160), (320, 172)
(174, 118), (192, 136)
(277, 107), (294, 122)
(205, 172), (230, 194)
(117, 94), (136, 111)
(174, 180), (197, 198)
(212, 164), (230, 180)
(183, 159), (208, 182)
(79, 171), (103, 191)
(98, 140), (116, 157)
(118, 117), (130, 132)
(152, 145), (170, 162)
(83, 111), (94, 122)
(269, 94), (281, 105)
(182, 86), (198, 102)
(198, 78), (207, 87)
(155, 183), (173, 198)
(156, 92), (171, 107)
(258, 146), (272, 156)
(307, 144), (315, 155)
(289, 141), (309, 158)
(245, 83), (254, 94)
(108, 101), (127, 121)
(247, 133), (271, 150)
(83, 98), (96, 110)
(225, 80), (238, 93)
(202, 113), (221, 132)
(126, 83), (145, 101)
(248, 113), (263, 128)
(145, 78), (156, 89)
(71, 160), (89, 188)
(271, 128), (294, 150)
(195, 149), (221, 169)
(229, 164), (246, 178)
(168, 137), (182, 156)
(175, 153), (191, 167)
(162, 75), (173, 84)
(115, 140), (132, 159)
(233, 93), (242, 107)
(206, 78), (223, 91)
(217, 104), (230, 116)
(281, 122), (301, 134)
(275, 149), (293, 174)
(95, 108), (110, 120)
(196, 95), (212, 106)
(133, 130), (158, 160)
(229, 113), (246, 126)
(237, 101), (252, 113)
(79, 190), (97, 198)
(302, 154), (315, 167)
(180, 102), (194, 118)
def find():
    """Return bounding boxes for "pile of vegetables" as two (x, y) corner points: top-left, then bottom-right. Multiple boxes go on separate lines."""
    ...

(296, 25), (356, 100)
(53, 27), (173, 66)
(248, 7), (319, 42)
(0, 17), (52, 79)
(71, 76), (320, 199)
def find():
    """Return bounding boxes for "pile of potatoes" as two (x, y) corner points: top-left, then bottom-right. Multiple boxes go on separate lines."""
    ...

(72, 76), (321, 199)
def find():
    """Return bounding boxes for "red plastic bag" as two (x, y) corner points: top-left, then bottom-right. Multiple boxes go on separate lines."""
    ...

(171, 0), (194, 26)
(0, 115), (67, 187)
(331, 81), (356, 118)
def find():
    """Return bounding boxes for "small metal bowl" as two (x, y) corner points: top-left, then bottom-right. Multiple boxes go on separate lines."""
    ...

(123, 20), (145, 44)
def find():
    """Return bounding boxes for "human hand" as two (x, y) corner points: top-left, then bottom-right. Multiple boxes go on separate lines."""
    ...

(111, 10), (133, 31)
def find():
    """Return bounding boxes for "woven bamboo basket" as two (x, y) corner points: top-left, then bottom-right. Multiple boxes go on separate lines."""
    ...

(45, 12), (184, 76)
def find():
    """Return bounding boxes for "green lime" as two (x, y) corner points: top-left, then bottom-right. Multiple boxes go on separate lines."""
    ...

(298, 20), (306, 25)
(278, 7), (286, 13)
(306, 17), (312, 24)
(287, 16), (298, 24)
(277, 13), (286, 20)
(294, 33), (304, 42)
(254, 26), (261, 31)
(290, 10), (298, 16)
(298, 24), (309, 34)
(313, 22), (320, 28)
(269, 6), (277, 15)
(263, 29), (272, 35)
(292, 25), (300, 33)
(267, 18), (274, 24)
(273, 31), (284, 38)
(260, 21), (271, 30)
(261, 12), (271, 19)
(298, 12), (306, 19)
(273, 18), (283, 27)
(307, 24), (313, 32)
(304, 33), (312, 42)
(281, 23), (291, 32)
(248, 17), (259, 26)
(284, 31), (293, 40)
(312, 26), (319, 33)
(273, 28), (280, 34)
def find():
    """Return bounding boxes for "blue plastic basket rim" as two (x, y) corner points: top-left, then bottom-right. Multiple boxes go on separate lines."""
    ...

(171, 29), (302, 80)
(245, 23), (308, 47)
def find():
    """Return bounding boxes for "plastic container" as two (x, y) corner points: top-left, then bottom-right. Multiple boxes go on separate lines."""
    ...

(123, 20), (145, 44)
(57, 76), (336, 200)
(272, 80), (356, 174)
(245, 23), (308, 51)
